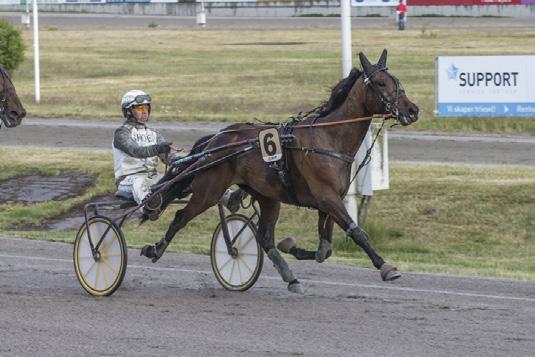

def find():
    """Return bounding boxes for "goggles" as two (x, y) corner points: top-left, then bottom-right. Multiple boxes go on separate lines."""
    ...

(134, 94), (151, 104)
(131, 104), (150, 113)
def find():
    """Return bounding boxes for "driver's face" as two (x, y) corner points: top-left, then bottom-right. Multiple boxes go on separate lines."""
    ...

(132, 104), (149, 123)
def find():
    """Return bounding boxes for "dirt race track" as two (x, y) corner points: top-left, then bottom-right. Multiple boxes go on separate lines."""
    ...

(1, 237), (535, 356)
(2, 118), (535, 167)
(2, 12), (535, 30)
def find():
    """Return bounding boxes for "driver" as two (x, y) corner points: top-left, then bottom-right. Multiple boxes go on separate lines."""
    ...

(112, 90), (174, 213)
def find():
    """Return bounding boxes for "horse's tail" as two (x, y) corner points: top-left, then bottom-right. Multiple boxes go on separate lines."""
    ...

(140, 134), (215, 224)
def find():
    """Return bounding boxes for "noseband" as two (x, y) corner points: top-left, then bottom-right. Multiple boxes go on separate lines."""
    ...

(363, 67), (404, 121)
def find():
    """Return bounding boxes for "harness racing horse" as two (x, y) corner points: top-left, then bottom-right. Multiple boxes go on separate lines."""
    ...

(141, 50), (419, 293)
(0, 65), (26, 129)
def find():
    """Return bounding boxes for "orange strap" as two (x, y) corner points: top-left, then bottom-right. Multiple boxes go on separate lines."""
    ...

(293, 114), (392, 129)
(215, 114), (392, 136)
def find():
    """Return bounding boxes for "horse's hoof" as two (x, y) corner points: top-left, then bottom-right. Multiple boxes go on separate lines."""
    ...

(140, 244), (154, 258)
(315, 239), (332, 263)
(277, 237), (297, 254)
(380, 263), (401, 282)
(288, 281), (304, 294)
(140, 244), (161, 263)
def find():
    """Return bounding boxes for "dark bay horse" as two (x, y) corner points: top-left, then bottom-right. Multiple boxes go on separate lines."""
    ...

(141, 50), (419, 293)
(0, 65), (26, 129)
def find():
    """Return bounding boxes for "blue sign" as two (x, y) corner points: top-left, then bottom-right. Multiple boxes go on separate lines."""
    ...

(436, 56), (535, 117)
(437, 103), (535, 117)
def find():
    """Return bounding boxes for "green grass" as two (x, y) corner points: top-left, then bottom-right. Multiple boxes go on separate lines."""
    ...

(1, 147), (534, 280)
(10, 27), (535, 134)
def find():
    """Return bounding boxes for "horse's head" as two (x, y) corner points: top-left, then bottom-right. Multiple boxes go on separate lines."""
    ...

(0, 65), (26, 129)
(358, 49), (418, 126)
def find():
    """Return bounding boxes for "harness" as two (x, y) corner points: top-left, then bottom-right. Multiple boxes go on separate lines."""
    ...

(138, 67), (404, 212)
(271, 67), (402, 199)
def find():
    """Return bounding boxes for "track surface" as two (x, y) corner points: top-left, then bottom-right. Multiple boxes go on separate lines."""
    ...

(1, 237), (535, 356)
(2, 12), (535, 30)
(2, 118), (535, 167)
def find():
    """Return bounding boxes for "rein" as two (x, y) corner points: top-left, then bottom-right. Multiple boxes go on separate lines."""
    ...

(213, 113), (391, 136)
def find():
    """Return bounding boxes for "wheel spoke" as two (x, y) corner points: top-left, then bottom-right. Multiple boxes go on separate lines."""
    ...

(102, 262), (111, 288)
(100, 233), (117, 252)
(77, 255), (94, 260)
(230, 260), (236, 284)
(94, 263), (101, 289)
(100, 253), (122, 258)
(217, 256), (233, 272)
(239, 252), (258, 256)
(101, 257), (119, 276)
(237, 236), (254, 251)
(236, 260), (244, 285)
(240, 257), (253, 274)
(82, 261), (97, 279)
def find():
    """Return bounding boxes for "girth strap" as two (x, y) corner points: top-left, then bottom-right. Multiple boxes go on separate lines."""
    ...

(284, 146), (354, 164)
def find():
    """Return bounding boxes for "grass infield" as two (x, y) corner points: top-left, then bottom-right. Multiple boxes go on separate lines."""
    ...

(10, 27), (535, 134)
(1, 147), (534, 280)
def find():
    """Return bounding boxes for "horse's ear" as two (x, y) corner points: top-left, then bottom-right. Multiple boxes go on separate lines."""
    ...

(359, 52), (373, 76)
(378, 49), (388, 68)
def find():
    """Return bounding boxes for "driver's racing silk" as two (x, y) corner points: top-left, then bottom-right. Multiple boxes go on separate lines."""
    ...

(112, 120), (165, 184)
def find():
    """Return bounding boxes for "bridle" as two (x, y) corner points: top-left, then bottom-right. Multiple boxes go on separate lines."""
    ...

(363, 66), (405, 121)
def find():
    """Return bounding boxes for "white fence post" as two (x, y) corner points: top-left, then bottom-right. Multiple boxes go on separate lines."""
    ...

(340, 0), (360, 224)
(33, 0), (40, 104)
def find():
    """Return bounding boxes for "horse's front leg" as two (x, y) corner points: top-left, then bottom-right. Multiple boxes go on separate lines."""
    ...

(277, 210), (333, 263)
(256, 197), (304, 294)
(141, 171), (229, 262)
(317, 193), (401, 282)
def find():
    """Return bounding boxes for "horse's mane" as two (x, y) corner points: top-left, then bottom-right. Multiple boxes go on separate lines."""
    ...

(317, 67), (362, 118)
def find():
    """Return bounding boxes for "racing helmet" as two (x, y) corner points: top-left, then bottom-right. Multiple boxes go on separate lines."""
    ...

(121, 90), (152, 119)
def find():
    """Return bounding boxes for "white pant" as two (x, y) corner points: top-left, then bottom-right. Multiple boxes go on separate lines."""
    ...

(117, 172), (163, 204)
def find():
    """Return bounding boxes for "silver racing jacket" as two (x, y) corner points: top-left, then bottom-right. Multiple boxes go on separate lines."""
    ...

(112, 120), (167, 185)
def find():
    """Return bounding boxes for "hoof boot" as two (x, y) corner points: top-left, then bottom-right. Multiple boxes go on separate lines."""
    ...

(380, 263), (401, 282)
(277, 237), (297, 254)
(288, 280), (304, 294)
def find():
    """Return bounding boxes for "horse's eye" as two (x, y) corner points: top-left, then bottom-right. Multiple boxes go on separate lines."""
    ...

(377, 81), (386, 87)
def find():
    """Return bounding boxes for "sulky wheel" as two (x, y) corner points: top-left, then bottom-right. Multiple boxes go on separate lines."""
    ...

(73, 216), (127, 296)
(211, 214), (263, 291)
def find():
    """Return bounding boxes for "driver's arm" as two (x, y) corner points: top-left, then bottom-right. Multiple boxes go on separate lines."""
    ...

(113, 126), (159, 158)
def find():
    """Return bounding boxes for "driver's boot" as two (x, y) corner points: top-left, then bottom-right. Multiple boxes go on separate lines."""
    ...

(142, 191), (163, 221)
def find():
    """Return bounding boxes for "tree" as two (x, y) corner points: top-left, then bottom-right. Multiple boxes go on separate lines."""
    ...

(0, 19), (25, 72)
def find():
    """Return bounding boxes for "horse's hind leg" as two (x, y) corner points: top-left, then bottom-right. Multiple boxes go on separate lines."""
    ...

(256, 197), (304, 294)
(315, 212), (333, 263)
(141, 175), (228, 262)
(277, 211), (333, 263)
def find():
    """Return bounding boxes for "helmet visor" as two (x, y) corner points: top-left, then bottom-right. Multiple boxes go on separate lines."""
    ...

(134, 94), (151, 104)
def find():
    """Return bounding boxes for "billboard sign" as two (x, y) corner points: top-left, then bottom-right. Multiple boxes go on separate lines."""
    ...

(408, 0), (522, 4)
(351, 0), (398, 6)
(436, 55), (535, 117)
